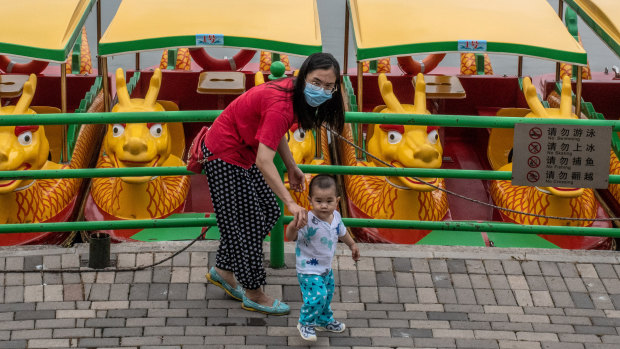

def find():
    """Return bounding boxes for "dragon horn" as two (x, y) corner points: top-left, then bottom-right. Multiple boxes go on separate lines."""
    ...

(559, 75), (573, 117)
(523, 77), (548, 118)
(413, 73), (427, 114)
(378, 73), (406, 113)
(255, 72), (265, 86)
(144, 68), (162, 107)
(14, 74), (37, 114)
(115, 68), (131, 108)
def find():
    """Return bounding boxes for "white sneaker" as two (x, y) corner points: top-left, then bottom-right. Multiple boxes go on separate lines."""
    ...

(316, 320), (346, 333)
(297, 323), (317, 341)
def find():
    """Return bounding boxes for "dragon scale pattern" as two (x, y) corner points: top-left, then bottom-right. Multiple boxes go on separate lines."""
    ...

(9, 122), (99, 223)
(91, 155), (190, 218)
(609, 150), (620, 202)
(490, 180), (596, 226)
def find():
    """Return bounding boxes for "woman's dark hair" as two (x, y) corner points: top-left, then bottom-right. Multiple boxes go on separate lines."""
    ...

(268, 52), (345, 134)
(309, 174), (339, 197)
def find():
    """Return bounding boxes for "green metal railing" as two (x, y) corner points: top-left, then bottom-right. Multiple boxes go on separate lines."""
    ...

(3, 110), (620, 129)
(1, 217), (617, 238)
(3, 166), (620, 183)
(2, 110), (620, 268)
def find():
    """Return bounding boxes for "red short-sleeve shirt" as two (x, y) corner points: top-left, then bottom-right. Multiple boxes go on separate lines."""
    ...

(205, 78), (296, 169)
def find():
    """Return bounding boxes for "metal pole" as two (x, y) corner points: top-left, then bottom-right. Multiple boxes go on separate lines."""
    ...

(343, 1), (350, 74)
(4, 110), (620, 129)
(575, 65), (583, 117)
(102, 57), (110, 112)
(315, 128), (323, 159)
(556, 0), (564, 82)
(61, 63), (68, 162)
(270, 154), (286, 268)
(4, 165), (620, 183)
(356, 61), (364, 158)
(135, 53), (140, 71)
(517, 56), (523, 77)
(1, 216), (620, 238)
(96, 0), (102, 73)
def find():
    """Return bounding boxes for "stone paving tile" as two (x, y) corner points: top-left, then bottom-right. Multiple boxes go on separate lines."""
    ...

(447, 259), (467, 274)
(452, 273), (473, 289)
(414, 272), (434, 288)
(494, 289), (518, 306)
(502, 260), (523, 275)
(471, 274), (492, 289)
(392, 257), (411, 272)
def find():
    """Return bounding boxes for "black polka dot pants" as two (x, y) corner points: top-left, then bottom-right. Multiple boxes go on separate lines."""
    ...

(202, 145), (280, 290)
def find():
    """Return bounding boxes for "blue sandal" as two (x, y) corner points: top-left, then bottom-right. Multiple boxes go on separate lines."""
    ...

(205, 267), (244, 301)
(242, 295), (290, 315)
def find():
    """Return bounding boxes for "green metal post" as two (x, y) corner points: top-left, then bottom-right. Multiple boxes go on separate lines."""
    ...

(369, 60), (377, 74)
(475, 54), (485, 75)
(167, 49), (178, 70)
(270, 154), (286, 268)
(71, 37), (81, 75)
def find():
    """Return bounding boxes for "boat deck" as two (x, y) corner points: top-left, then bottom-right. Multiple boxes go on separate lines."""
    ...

(1, 241), (620, 348)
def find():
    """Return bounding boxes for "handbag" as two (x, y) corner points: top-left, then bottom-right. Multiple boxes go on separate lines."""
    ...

(186, 126), (210, 173)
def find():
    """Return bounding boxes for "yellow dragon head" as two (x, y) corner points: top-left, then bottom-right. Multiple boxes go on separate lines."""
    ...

(0, 74), (49, 194)
(367, 73), (443, 191)
(522, 75), (583, 198)
(103, 68), (170, 184)
(287, 124), (316, 165)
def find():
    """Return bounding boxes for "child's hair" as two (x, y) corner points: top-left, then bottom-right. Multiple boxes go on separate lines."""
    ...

(308, 174), (338, 197)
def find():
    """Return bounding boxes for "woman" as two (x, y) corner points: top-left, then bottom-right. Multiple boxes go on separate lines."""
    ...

(201, 52), (345, 315)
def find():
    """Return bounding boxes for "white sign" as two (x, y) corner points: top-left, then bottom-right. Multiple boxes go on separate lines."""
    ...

(457, 40), (487, 52)
(196, 34), (224, 46)
(512, 123), (611, 189)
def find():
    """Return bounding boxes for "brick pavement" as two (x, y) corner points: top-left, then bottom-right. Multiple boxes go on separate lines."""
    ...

(0, 241), (620, 348)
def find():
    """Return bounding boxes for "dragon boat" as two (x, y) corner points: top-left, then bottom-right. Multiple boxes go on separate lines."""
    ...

(0, 0), (103, 246)
(84, 0), (325, 242)
(535, 0), (620, 224)
(339, 0), (614, 248)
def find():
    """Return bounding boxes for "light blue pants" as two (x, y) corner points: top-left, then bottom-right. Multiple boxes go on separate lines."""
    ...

(297, 270), (335, 326)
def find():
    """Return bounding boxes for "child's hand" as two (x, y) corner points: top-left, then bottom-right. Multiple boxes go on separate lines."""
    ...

(288, 203), (308, 229)
(350, 243), (360, 261)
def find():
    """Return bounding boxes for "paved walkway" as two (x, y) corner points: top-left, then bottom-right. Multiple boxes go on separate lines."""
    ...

(1, 241), (620, 348)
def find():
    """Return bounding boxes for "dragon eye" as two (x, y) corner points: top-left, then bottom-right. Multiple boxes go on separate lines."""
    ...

(293, 129), (306, 142)
(149, 123), (163, 138)
(427, 130), (439, 144)
(17, 131), (33, 146)
(387, 130), (402, 144)
(112, 124), (125, 137)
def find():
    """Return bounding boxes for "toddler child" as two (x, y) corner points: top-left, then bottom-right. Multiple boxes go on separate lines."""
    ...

(286, 174), (360, 341)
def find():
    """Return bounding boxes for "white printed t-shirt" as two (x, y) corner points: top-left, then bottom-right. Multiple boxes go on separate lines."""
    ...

(295, 211), (346, 275)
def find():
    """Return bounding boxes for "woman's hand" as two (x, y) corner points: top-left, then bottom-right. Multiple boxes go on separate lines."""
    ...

(288, 166), (306, 192)
(287, 202), (308, 229)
